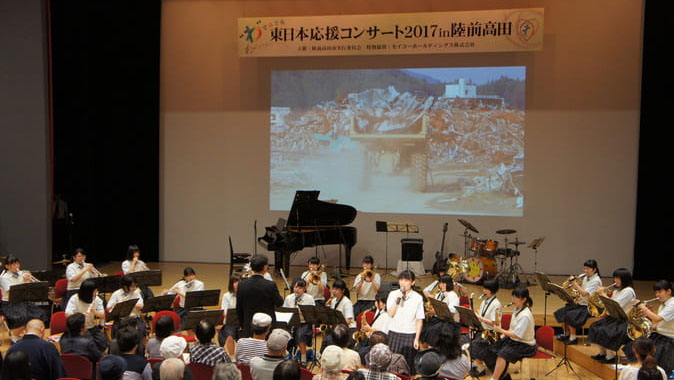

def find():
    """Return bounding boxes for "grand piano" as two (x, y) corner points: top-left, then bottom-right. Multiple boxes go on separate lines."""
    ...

(258, 190), (357, 275)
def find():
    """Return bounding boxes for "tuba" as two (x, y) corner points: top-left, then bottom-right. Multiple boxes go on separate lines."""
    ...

(626, 298), (658, 340)
(562, 273), (586, 303)
(587, 283), (616, 317)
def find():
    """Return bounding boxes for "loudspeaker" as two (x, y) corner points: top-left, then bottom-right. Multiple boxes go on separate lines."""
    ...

(401, 238), (423, 261)
(379, 281), (400, 294)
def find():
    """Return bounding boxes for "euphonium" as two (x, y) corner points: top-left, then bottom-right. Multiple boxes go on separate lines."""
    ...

(353, 311), (369, 344)
(562, 273), (586, 303)
(587, 283), (616, 317)
(627, 298), (659, 340)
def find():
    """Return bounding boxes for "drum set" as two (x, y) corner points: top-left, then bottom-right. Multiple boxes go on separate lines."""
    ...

(456, 219), (527, 288)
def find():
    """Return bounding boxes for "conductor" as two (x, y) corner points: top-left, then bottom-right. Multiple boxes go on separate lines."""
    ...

(236, 254), (283, 337)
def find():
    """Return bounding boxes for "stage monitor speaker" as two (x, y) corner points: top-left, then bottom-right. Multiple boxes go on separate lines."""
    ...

(401, 238), (423, 261)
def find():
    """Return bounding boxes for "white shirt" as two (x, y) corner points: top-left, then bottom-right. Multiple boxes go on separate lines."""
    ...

(612, 286), (637, 312)
(333, 296), (356, 328)
(479, 296), (502, 331)
(654, 297), (674, 338)
(618, 365), (666, 380)
(66, 262), (93, 290)
(107, 288), (143, 317)
(301, 270), (328, 301)
(386, 289), (425, 334)
(509, 307), (535, 345)
(221, 292), (237, 311)
(579, 274), (602, 305)
(284, 293), (315, 323)
(370, 308), (391, 334)
(354, 272), (381, 301)
(423, 280), (439, 294)
(65, 293), (105, 329)
(0, 270), (26, 301)
(168, 279), (205, 307)
(122, 259), (148, 274)
(436, 290), (460, 322)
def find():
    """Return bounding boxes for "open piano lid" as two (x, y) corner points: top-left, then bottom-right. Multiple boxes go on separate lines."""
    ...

(286, 190), (357, 227)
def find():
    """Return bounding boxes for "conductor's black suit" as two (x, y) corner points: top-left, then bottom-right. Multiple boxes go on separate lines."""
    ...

(236, 273), (283, 337)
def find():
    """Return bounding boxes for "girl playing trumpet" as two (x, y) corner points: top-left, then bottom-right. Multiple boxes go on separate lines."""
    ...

(162, 266), (204, 328)
(122, 244), (154, 300)
(353, 256), (381, 317)
(0, 255), (48, 342)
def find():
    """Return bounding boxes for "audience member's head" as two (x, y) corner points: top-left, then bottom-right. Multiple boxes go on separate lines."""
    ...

(273, 359), (301, 380)
(117, 326), (140, 354)
(155, 315), (176, 340)
(267, 328), (292, 355)
(633, 339), (663, 380)
(213, 362), (242, 380)
(66, 312), (86, 338)
(415, 350), (443, 379)
(369, 331), (388, 347)
(160, 358), (185, 380)
(1, 350), (32, 380)
(195, 319), (216, 344)
(435, 323), (461, 360)
(321, 345), (343, 375)
(330, 324), (351, 348)
(369, 343), (393, 372)
(98, 355), (127, 380)
(25, 319), (45, 338)
(160, 336), (187, 359)
(346, 371), (365, 380)
(251, 313), (272, 337)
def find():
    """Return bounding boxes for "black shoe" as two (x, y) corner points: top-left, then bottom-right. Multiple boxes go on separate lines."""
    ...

(566, 338), (578, 345)
(591, 354), (606, 361)
(556, 334), (569, 342)
(469, 368), (486, 377)
(598, 356), (616, 364)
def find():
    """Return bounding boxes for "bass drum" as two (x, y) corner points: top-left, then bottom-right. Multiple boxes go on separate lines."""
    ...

(464, 256), (497, 283)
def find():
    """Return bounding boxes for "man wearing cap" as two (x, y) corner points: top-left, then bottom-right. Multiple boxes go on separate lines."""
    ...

(190, 319), (232, 366)
(249, 328), (292, 380)
(6, 319), (66, 380)
(236, 254), (283, 337)
(358, 343), (399, 380)
(236, 312), (272, 364)
(415, 350), (443, 380)
(157, 336), (195, 380)
(99, 355), (127, 380)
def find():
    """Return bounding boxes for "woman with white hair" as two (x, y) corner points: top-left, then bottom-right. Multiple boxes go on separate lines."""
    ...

(159, 358), (184, 380)
(213, 363), (242, 380)
(312, 345), (348, 380)
(358, 343), (400, 380)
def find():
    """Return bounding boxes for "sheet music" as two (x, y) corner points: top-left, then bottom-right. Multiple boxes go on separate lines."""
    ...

(275, 311), (294, 324)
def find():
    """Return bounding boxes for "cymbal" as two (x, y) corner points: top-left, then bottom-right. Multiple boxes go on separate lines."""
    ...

(496, 229), (516, 235)
(458, 218), (479, 234)
(52, 259), (70, 265)
(508, 240), (527, 246)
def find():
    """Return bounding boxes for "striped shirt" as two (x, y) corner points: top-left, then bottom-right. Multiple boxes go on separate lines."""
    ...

(189, 342), (231, 366)
(235, 338), (268, 364)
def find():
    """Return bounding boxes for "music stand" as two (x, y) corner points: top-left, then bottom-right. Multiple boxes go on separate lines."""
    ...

(9, 281), (50, 303)
(527, 237), (545, 284)
(274, 307), (300, 330)
(455, 305), (484, 377)
(376, 221), (389, 275)
(128, 270), (162, 287)
(91, 275), (122, 295)
(224, 308), (239, 327)
(184, 290), (221, 310)
(535, 272), (554, 325)
(599, 296), (629, 380)
(184, 309), (224, 331)
(141, 294), (176, 313)
(545, 284), (581, 380)
(106, 298), (139, 322)
(428, 298), (454, 321)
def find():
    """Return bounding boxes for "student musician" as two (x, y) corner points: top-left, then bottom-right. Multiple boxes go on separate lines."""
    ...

(386, 270), (425, 373)
(361, 291), (392, 336)
(301, 257), (327, 306)
(588, 268), (636, 364)
(0, 255), (48, 342)
(471, 278), (502, 377)
(65, 248), (100, 307)
(624, 280), (674, 374)
(486, 286), (537, 380)
(553, 259), (602, 345)
(65, 279), (108, 351)
(330, 279), (356, 329)
(353, 256), (381, 317)
(282, 278), (315, 366)
(107, 275), (145, 338)
(218, 273), (242, 357)
(121, 244), (154, 300)
(421, 274), (461, 349)
(162, 267), (204, 327)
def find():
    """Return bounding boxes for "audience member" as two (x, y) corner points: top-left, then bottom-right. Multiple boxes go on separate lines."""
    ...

(155, 336), (194, 380)
(160, 358), (185, 380)
(190, 319), (231, 366)
(312, 345), (347, 380)
(273, 359), (301, 380)
(1, 350), (31, 380)
(436, 323), (470, 380)
(6, 319), (66, 380)
(345, 372), (365, 380)
(148, 315), (175, 358)
(110, 315), (147, 356)
(250, 329), (292, 380)
(118, 326), (153, 380)
(236, 312), (271, 364)
(364, 332), (410, 375)
(331, 324), (362, 370)
(358, 343), (399, 380)
(619, 338), (667, 380)
(212, 362), (242, 380)
(414, 350), (444, 380)
(98, 355), (127, 380)
(60, 312), (103, 362)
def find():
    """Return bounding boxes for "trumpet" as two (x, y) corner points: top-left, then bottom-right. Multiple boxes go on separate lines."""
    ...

(86, 263), (104, 277)
(135, 260), (150, 271)
(21, 270), (41, 283)
(361, 269), (374, 280)
(626, 297), (659, 340)
(587, 283), (617, 317)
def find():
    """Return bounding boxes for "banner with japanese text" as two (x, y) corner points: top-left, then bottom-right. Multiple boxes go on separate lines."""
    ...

(238, 8), (543, 57)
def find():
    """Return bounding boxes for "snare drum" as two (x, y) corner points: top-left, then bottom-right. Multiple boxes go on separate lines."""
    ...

(464, 256), (497, 283)
(483, 239), (498, 253)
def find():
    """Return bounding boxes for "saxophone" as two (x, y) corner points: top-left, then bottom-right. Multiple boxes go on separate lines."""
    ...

(626, 298), (659, 340)
(482, 307), (501, 344)
(353, 311), (369, 344)
(562, 273), (586, 303)
(587, 283), (616, 317)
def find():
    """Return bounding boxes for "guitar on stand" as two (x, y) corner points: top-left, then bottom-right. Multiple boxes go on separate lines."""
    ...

(432, 223), (449, 276)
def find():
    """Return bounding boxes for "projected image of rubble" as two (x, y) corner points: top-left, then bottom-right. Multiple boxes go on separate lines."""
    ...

(270, 67), (525, 216)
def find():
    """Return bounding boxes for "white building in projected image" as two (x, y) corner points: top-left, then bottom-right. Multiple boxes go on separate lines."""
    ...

(443, 78), (477, 98)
